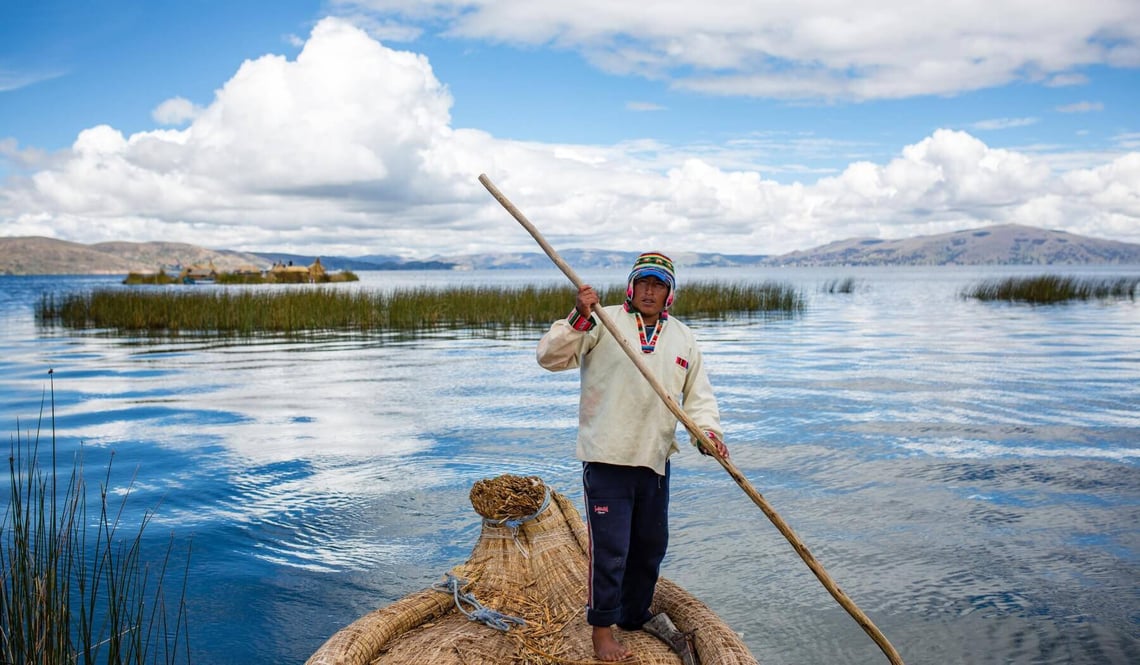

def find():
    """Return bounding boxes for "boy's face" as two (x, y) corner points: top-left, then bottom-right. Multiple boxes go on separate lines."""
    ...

(632, 275), (669, 318)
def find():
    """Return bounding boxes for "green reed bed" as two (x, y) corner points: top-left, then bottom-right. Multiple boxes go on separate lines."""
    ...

(964, 274), (1139, 304)
(2, 382), (190, 664)
(36, 280), (803, 335)
(661, 280), (805, 318)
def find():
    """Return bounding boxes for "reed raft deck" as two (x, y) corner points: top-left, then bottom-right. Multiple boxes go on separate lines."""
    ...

(306, 474), (758, 665)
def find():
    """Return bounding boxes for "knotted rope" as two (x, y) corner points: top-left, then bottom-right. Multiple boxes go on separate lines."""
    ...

(432, 573), (526, 632)
(470, 474), (551, 557)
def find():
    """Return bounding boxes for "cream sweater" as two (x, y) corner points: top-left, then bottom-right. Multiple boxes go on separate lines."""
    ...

(536, 305), (723, 475)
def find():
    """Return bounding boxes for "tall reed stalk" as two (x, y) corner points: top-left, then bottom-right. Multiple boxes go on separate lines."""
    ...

(36, 280), (803, 336)
(821, 277), (858, 294)
(1, 373), (191, 664)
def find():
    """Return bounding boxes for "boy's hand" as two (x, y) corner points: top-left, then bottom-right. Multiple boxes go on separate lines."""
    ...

(700, 431), (729, 458)
(576, 284), (599, 317)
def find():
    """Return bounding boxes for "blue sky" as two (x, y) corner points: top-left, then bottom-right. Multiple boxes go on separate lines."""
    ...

(2, 0), (1138, 259)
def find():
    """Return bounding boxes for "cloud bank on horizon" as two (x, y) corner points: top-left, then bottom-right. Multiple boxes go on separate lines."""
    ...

(1, 1), (1139, 258)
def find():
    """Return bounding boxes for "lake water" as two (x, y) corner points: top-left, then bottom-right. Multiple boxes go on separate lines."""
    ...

(1, 266), (1137, 665)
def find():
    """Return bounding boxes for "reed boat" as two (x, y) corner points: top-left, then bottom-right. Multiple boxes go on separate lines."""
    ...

(306, 474), (758, 665)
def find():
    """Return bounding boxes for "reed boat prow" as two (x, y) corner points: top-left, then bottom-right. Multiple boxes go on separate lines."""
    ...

(307, 474), (758, 665)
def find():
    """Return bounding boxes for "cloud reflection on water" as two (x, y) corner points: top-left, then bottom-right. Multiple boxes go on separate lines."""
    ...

(1, 268), (1138, 665)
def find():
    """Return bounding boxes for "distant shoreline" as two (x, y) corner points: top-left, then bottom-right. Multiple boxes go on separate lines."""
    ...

(6, 263), (1140, 279)
(4, 223), (1140, 275)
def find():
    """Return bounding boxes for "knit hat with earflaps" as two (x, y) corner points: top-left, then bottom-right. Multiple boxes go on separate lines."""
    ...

(624, 251), (676, 314)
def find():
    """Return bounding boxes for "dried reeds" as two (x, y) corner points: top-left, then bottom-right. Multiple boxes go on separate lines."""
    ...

(306, 474), (758, 665)
(470, 475), (547, 521)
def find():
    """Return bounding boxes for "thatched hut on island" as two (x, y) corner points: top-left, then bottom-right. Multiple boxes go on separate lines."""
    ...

(269, 260), (316, 283)
(179, 261), (217, 283)
(308, 257), (328, 281)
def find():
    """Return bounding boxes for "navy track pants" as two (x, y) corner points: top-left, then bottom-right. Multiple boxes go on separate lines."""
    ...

(582, 461), (670, 629)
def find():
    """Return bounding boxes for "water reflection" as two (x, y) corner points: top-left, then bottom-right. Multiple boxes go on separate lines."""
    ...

(1, 267), (1138, 665)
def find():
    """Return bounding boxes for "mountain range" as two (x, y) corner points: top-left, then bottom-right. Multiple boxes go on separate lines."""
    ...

(2, 224), (1139, 276)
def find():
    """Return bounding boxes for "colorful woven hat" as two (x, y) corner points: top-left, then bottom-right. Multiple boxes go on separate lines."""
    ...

(624, 251), (676, 312)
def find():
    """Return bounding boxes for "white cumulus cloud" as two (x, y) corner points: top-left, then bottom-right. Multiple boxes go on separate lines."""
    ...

(152, 97), (204, 125)
(2, 16), (1139, 257)
(339, 0), (1140, 101)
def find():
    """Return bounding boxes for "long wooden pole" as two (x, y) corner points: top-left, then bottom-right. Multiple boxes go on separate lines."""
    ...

(478, 173), (904, 665)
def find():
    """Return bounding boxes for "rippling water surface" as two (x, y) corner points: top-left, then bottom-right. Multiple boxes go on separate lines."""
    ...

(1, 267), (1137, 665)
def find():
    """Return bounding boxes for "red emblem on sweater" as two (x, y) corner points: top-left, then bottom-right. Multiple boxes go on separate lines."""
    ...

(593, 505), (609, 515)
(676, 356), (689, 369)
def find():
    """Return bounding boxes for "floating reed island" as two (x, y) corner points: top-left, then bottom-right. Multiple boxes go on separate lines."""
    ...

(963, 274), (1139, 304)
(36, 281), (804, 335)
(123, 257), (358, 285)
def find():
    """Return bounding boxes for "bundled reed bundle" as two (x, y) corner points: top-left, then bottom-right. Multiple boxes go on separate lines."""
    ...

(306, 474), (757, 665)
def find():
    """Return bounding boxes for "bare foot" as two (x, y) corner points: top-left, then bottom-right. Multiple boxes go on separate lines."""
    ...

(592, 626), (632, 662)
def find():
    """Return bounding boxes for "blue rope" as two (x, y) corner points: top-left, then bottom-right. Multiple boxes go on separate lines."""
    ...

(491, 487), (552, 530)
(483, 487), (552, 558)
(432, 573), (526, 632)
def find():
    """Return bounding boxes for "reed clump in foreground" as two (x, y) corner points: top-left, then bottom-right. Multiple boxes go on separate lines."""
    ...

(36, 281), (803, 335)
(964, 274), (1139, 304)
(2, 379), (191, 664)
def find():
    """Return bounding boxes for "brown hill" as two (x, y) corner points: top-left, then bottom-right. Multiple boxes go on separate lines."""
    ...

(767, 224), (1140, 266)
(3, 224), (1139, 274)
(0, 237), (270, 275)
